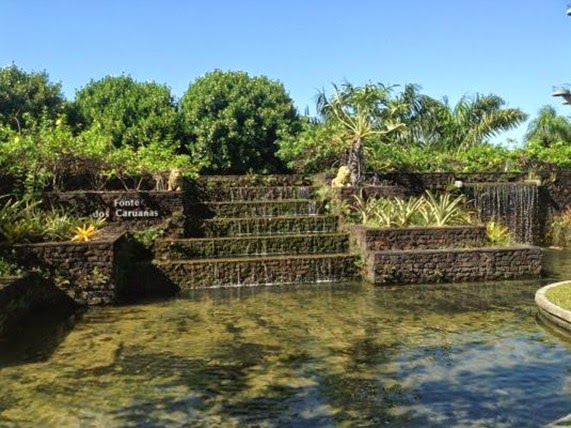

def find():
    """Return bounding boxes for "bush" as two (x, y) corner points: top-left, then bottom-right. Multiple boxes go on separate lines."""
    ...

(180, 70), (300, 174)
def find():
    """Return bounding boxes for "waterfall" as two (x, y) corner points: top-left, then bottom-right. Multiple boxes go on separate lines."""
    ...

(465, 182), (539, 244)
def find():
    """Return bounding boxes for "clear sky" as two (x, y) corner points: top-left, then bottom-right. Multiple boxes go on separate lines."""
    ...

(2, 0), (571, 145)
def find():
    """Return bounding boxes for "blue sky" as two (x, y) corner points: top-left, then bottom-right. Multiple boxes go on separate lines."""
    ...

(2, 0), (571, 145)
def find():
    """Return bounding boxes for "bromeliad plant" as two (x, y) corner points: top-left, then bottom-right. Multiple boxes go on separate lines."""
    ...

(351, 190), (475, 228)
(0, 195), (105, 243)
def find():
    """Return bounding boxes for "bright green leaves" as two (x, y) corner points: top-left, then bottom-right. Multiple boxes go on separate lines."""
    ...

(180, 70), (300, 174)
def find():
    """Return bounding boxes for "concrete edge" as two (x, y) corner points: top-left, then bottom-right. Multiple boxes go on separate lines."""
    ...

(535, 280), (571, 332)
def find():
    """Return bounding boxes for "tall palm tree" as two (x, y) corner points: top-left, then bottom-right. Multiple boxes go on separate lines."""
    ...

(390, 91), (527, 151)
(434, 94), (527, 151)
(524, 105), (571, 147)
(317, 82), (405, 185)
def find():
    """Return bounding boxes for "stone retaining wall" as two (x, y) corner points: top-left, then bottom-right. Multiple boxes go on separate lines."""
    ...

(351, 225), (488, 251)
(8, 234), (126, 305)
(365, 246), (542, 284)
(535, 281), (571, 333)
(43, 191), (185, 236)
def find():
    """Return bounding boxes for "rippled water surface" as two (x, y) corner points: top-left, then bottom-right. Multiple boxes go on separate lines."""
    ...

(2, 251), (571, 427)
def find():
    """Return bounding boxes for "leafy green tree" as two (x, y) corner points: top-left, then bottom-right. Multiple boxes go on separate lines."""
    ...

(72, 75), (179, 148)
(180, 70), (300, 174)
(524, 105), (571, 147)
(0, 64), (65, 132)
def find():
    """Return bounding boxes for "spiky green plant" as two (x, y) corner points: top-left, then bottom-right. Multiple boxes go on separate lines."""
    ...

(487, 220), (513, 246)
(421, 191), (473, 226)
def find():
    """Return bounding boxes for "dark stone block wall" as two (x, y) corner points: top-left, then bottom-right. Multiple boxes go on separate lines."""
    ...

(365, 246), (543, 285)
(351, 225), (488, 251)
(43, 191), (185, 236)
(8, 235), (126, 305)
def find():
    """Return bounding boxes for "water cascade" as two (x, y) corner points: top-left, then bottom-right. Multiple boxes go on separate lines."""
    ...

(152, 179), (356, 288)
(463, 182), (539, 244)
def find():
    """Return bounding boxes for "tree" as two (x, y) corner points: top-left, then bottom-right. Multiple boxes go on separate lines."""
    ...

(179, 70), (300, 174)
(72, 75), (179, 148)
(524, 105), (571, 147)
(0, 64), (65, 132)
(315, 82), (405, 185)
(420, 94), (527, 151)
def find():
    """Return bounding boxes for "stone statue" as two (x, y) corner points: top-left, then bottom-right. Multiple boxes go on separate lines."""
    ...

(331, 166), (351, 187)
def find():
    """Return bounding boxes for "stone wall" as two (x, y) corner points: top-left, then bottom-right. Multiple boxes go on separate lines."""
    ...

(43, 191), (185, 236)
(351, 225), (488, 251)
(365, 246), (542, 284)
(9, 234), (126, 305)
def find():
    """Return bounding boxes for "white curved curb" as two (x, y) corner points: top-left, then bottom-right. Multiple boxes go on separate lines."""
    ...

(535, 280), (571, 333)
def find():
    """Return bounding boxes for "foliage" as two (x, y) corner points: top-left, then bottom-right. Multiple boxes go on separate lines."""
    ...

(180, 70), (300, 174)
(295, 82), (405, 184)
(351, 191), (474, 228)
(0, 64), (65, 132)
(0, 254), (23, 277)
(422, 191), (473, 226)
(524, 105), (571, 148)
(415, 94), (527, 151)
(0, 196), (104, 243)
(131, 226), (165, 249)
(486, 220), (513, 246)
(0, 117), (105, 192)
(519, 139), (571, 170)
(277, 118), (344, 173)
(101, 141), (198, 190)
(548, 205), (571, 247)
(72, 74), (179, 149)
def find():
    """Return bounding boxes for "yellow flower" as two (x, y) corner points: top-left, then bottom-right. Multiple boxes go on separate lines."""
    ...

(71, 224), (97, 242)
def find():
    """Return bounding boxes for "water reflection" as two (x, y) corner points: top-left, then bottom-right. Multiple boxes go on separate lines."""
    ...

(1, 254), (571, 426)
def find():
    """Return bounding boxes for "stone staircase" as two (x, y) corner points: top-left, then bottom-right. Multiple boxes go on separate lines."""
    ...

(152, 179), (357, 289)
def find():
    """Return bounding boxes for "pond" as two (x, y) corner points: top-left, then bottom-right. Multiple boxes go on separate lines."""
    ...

(1, 250), (571, 427)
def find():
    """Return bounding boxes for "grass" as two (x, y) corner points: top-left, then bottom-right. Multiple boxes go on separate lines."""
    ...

(546, 283), (571, 311)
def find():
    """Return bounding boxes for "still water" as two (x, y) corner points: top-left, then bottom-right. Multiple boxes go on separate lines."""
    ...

(2, 251), (571, 427)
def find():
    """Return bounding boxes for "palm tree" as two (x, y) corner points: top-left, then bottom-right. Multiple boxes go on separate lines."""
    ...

(436, 94), (527, 151)
(390, 91), (527, 151)
(524, 105), (571, 147)
(317, 82), (405, 185)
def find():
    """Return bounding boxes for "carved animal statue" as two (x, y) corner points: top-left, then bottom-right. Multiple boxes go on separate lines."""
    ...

(167, 169), (183, 191)
(331, 166), (351, 187)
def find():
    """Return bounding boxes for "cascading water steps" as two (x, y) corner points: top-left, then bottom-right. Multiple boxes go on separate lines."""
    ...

(153, 179), (357, 288)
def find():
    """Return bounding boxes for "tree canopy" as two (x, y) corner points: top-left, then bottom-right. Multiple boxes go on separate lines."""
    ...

(0, 64), (65, 132)
(179, 70), (300, 174)
(72, 75), (179, 148)
(524, 105), (571, 147)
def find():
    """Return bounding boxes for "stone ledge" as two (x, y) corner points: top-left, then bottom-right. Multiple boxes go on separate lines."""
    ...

(535, 281), (571, 333)
(365, 246), (542, 284)
(4, 233), (127, 305)
(350, 225), (488, 251)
